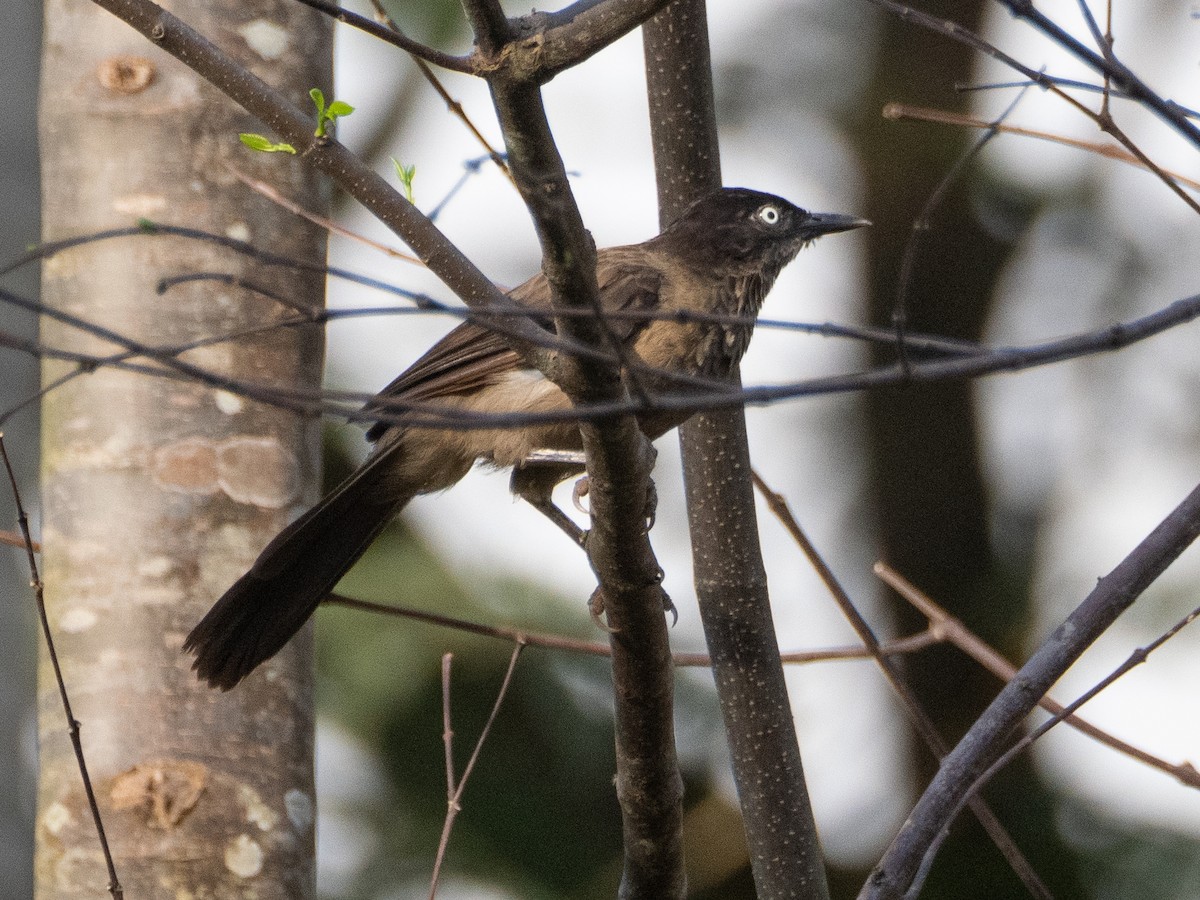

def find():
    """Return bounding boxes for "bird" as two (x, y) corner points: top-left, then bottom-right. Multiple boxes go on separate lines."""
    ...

(184, 187), (868, 689)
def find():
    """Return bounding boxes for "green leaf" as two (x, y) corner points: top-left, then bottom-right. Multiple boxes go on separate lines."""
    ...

(327, 100), (355, 118)
(309, 87), (326, 116)
(390, 157), (417, 204)
(239, 133), (297, 154)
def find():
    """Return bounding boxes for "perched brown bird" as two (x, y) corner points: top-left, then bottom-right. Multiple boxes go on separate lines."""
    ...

(185, 187), (867, 689)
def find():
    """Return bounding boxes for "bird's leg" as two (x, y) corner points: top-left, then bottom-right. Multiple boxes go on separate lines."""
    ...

(510, 454), (588, 548)
(513, 450), (672, 629)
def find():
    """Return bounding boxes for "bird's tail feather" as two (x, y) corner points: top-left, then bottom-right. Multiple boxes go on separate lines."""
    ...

(184, 445), (413, 690)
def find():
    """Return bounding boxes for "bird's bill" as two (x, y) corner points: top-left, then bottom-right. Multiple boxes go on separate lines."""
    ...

(802, 212), (871, 238)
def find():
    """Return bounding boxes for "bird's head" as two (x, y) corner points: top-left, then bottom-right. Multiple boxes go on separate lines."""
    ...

(654, 187), (868, 275)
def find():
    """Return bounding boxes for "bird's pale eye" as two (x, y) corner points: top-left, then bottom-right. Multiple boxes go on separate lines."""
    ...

(756, 204), (781, 225)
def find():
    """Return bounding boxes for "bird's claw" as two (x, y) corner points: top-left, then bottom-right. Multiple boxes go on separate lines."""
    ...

(588, 589), (619, 633)
(643, 480), (658, 531)
(572, 476), (590, 515)
(652, 568), (677, 625)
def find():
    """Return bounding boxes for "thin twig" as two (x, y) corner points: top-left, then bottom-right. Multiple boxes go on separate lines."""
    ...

(226, 164), (424, 263)
(11, 277), (1200, 434)
(866, 0), (1200, 216)
(366, 0), (513, 184)
(1, 435), (123, 898)
(890, 84), (1032, 376)
(957, 76), (1200, 119)
(290, 0), (471, 72)
(428, 643), (525, 899)
(0, 528), (40, 551)
(751, 471), (1052, 899)
(8, 217), (990, 355)
(439, 653), (456, 808)
(883, 103), (1200, 191)
(875, 562), (1200, 788)
(913, 597), (1200, 896)
(994, 0), (1200, 151)
(324, 593), (941, 665)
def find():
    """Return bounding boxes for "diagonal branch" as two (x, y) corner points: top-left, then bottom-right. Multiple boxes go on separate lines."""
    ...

(995, 0), (1200, 151)
(875, 563), (1200, 790)
(86, 0), (554, 359)
(861, 480), (1200, 899)
(290, 0), (471, 72)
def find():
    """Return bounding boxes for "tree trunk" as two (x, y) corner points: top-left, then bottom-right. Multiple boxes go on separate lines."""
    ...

(644, 2), (830, 897)
(37, 2), (330, 895)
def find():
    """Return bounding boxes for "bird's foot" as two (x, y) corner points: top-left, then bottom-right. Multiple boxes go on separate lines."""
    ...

(574, 475), (656, 531)
(588, 588), (619, 633)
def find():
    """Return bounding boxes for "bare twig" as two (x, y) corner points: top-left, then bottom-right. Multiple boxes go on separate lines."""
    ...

(8, 273), (1200, 435)
(325, 593), (941, 666)
(751, 471), (1052, 899)
(957, 76), (1200, 120)
(366, 0), (513, 184)
(0, 528), (40, 551)
(6, 215), (990, 356)
(993, 0), (1200, 151)
(1, 435), (123, 898)
(289, 0), (470, 72)
(226, 164), (424, 263)
(428, 644), (525, 899)
(865, 0), (1200, 215)
(890, 85), (1032, 376)
(875, 562), (1200, 789)
(883, 103), (1200, 191)
(863, 480), (1200, 900)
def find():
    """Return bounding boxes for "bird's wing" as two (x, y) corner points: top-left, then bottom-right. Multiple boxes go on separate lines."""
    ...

(363, 321), (523, 440)
(363, 250), (662, 441)
(589, 249), (664, 346)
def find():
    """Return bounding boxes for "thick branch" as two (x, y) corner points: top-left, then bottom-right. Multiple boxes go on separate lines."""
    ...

(522, 0), (677, 81)
(644, 2), (830, 899)
(460, 0), (511, 56)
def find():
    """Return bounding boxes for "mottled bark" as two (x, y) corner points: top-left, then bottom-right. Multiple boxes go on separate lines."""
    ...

(37, 1), (330, 896)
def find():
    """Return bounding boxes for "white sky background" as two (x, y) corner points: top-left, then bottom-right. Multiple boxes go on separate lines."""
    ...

(320, 0), (1200, 879)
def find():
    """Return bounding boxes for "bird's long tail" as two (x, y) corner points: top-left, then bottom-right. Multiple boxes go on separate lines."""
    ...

(184, 444), (413, 690)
